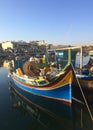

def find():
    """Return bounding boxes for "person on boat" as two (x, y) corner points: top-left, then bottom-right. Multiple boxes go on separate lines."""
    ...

(43, 67), (51, 76)
(50, 62), (57, 71)
(58, 64), (62, 71)
(45, 62), (59, 81)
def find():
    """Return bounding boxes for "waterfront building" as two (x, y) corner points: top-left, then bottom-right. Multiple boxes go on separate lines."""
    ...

(2, 41), (14, 50)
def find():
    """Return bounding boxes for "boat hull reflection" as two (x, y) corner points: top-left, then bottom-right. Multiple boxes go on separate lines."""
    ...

(9, 80), (72, 119)
(9, 81), (73, 130)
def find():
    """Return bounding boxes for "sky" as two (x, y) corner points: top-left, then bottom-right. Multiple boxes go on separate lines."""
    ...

(0, 0), (93, 45)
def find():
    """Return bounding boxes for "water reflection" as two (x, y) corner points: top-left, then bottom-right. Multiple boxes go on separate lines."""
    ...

(9, 81), (73, 130)
(8, 80), (93, 130)
(0, 59), (93, 130)
(72, 101), (93, 130)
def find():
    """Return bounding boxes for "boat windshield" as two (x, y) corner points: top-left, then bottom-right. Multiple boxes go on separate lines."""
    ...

(38, 80), (47, 85)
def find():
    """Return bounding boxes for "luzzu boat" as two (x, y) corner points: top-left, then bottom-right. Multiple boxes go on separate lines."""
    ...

(11, 62), (74, 105)
(76, 57), (93, 92)
(54, 45), (93, 92)
(74, 46), (93, 92)
(76, 74), (93, 91)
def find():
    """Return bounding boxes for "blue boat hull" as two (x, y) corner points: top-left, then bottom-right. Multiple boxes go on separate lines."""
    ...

(10, 81), (72, 119)
(13, 78), (72, 104)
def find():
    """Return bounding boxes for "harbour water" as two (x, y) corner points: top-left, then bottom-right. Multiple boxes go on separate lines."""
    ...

(0, 60), (93, 130)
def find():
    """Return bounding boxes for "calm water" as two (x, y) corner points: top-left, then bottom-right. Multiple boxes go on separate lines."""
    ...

(0, 61), (93, 130)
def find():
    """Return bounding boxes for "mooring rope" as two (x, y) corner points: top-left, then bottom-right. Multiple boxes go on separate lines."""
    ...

(71, 63), (93, 121)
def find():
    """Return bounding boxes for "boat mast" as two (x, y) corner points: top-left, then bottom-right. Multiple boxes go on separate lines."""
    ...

(68, 48), (71, 64)
(80, 46), (83, 74)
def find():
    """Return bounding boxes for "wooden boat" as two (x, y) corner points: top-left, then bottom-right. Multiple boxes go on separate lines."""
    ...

(10, 62), (74, 105)
(74, 46), (93, 92)
(54, 45), (93, 92)
(76, 74), (93, 92)
(76, 57), (93, 92)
